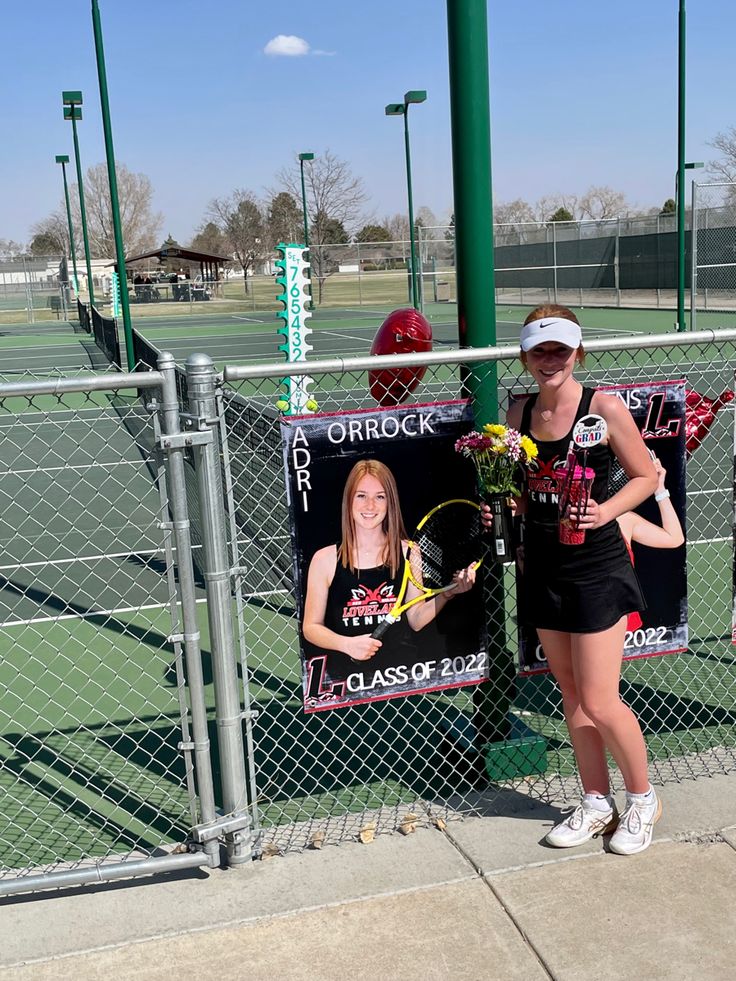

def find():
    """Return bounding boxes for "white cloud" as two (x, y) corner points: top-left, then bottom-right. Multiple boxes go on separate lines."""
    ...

(264, 35), (310, 57)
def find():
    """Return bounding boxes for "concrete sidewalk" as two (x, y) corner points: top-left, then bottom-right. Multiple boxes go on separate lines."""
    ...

(1, 773), (734, 981)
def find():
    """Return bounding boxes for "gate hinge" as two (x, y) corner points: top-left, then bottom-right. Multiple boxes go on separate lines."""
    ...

(159, 431), (213, 450)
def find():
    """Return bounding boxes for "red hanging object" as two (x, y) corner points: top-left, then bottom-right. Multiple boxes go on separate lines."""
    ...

(684, 387), (734, 455)
(369, 308), (432, 406)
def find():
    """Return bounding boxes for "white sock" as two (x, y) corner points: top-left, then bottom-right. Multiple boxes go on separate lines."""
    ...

(626, 786), (655, 805)
(583, 793), (613, 812)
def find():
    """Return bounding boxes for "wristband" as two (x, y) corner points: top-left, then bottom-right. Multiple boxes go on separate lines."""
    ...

(654, 489), (670, 502)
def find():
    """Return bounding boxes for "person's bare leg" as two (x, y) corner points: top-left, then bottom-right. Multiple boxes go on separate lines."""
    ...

(571, 617), (649, 793)
(538, 628), (610, 795)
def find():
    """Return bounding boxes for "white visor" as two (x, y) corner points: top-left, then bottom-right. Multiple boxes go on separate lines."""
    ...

(520, 317), (582, 352)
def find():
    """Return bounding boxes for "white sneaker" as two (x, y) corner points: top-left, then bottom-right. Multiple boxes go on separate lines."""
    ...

(545, 798), (619, 848)
(609, 792), (662, 855)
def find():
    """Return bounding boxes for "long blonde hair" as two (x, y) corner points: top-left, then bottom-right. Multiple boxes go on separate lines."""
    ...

(337, 459), (407, 576)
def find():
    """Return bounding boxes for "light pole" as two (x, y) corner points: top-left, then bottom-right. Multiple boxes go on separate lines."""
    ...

(62, 91), (95, 307)
(55, 154), (80, 297)
(675, 0), (686, 331)
(298, 152), (314, 248)
(385, 90), (427, 310)
(675, 159), (704, 331)
(92, 0), (134, 371)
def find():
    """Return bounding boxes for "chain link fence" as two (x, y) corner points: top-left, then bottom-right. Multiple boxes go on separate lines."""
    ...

(220, 331), (736, 854)
(2, 328), (735, 894)
(0, 256), (71, 325)
(691, 181), (736, 328)
(0, 365), (225, 897)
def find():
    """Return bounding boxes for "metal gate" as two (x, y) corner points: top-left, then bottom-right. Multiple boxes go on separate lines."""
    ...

(0, 361), (224, 896)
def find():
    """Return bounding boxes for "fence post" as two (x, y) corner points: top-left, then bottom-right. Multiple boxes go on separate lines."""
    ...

(185, 352), (252, 865)
(157, 351), (220, 867)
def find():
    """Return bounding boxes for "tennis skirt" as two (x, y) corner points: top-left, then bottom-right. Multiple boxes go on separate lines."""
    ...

(519, 545), (646, 635)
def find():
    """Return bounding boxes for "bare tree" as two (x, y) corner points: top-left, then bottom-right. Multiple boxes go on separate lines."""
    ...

(275, 150), (370, 302)
(29, 212), (70, 255)
(0, 239), (27, 258)
(577, 185), (631, 220)
(494, 198), (536, 225)
(385, 213), (410, 242)
(708, 127), (736, 182)
(534, 193), (579, 222)
(207, 190), (267, 294)
(68, 163), (163, 258)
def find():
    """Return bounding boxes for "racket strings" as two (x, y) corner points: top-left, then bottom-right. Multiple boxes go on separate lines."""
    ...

(413, 506), (481, 591)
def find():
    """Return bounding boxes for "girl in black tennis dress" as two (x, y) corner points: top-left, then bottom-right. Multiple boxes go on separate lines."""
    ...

(303, 459), (476, 694)
(487, 305), (661, 855)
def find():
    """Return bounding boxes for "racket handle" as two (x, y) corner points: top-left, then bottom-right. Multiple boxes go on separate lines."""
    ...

(371, 616), (395, 641)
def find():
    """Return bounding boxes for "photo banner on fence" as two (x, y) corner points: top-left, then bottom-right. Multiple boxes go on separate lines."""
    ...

(281, 400), (489, 712)
(518, 379), (688, 675)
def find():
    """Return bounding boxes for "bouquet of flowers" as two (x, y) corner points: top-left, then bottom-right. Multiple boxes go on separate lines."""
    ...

(455, 424), (538, 497)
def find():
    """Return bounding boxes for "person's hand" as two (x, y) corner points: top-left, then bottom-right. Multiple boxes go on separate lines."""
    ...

(568, 496), (607, 530)
(446, 564), (477, 595)
(347, 635), (382, 661)
(653, 456), (667, 493)
(480, 496), (521, 529)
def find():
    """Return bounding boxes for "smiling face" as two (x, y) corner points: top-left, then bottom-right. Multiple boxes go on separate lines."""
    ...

(351, 475), (388, 531)
(524, 341), (578, 389)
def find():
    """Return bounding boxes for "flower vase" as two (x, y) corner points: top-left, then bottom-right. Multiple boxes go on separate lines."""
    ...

(484, 492), (514, 563)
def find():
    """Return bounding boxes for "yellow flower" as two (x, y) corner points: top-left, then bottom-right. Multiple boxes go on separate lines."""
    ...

(520, 435), (538, 460)
(483, 423), (507, 439)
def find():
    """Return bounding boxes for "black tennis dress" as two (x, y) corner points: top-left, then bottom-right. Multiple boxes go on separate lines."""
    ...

(519, 386), (645, 633)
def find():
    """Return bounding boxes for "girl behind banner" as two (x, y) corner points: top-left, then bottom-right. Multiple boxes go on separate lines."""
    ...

(484, 305), (661, 855)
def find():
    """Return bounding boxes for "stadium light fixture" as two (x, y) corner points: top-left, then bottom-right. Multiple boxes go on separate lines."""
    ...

(55, 154), (80, 296)
(62, 91), (95, 307)
(384, 90), (427, 310)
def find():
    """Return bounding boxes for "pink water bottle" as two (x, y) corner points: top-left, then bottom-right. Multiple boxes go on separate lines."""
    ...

(558, 466), (595, 545)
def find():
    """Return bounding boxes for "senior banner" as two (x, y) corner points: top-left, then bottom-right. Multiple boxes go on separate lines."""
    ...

(281, 400), (488, 712)
(519, 380), (688, 674)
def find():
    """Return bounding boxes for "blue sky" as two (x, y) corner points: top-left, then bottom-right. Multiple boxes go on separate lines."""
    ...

(1, 0), (733, 244)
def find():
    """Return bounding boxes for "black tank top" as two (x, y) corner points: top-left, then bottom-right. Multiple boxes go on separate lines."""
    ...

(520, 387), (629, 574)
(320, 551), (414, 681)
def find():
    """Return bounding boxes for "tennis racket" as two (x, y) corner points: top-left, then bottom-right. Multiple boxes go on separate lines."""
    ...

(371, 499), (483, 641)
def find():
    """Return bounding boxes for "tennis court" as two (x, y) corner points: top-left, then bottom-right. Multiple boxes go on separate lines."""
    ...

(1, 305), (734, 880)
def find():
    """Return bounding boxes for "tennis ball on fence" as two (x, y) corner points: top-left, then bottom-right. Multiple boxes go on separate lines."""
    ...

(275, 399), (290, 412)
(306, 399), (319, 412)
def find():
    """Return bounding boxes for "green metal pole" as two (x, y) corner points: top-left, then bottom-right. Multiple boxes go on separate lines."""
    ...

(447, 0), (510, 750)
(71, 113), (96, 308)
(300, 159), (310, 249)
(676, 0), (686, 332)
(59, 160), (80, 295)
(92, 0), (134, 370)
(404, 109), (419, 310)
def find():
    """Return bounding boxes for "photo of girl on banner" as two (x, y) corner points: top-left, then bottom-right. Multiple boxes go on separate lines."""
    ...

(281, 401), (488, 712)
(519, 380), (687, 674)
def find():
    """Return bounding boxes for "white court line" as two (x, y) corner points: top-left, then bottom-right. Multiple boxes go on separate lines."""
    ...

(319, 329), (374, 344)
(0, 597), (208, 629)
(231, 316), (269, 323)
